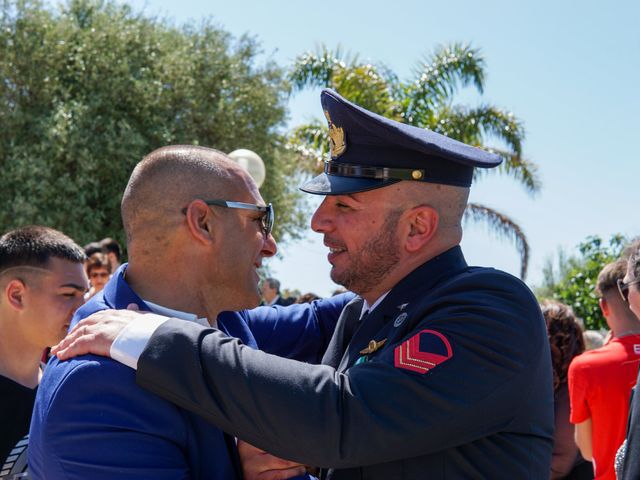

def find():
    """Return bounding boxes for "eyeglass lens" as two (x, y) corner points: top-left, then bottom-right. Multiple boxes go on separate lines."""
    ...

(263, 205), (274, 236)
(618, 278), (640, 302)
(619, 280), (629, 302)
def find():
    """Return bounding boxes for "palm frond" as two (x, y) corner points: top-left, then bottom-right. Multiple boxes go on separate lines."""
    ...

(286, 120), (328, 173)
(464, 202), (529, 279)
(405, 43), (485, 120)
(430, 105), (524, 155)
(473, 147), (541, 195)
(288, 44), (356, 92)
(425, 106), (538, 194)
(331, 63), (400, 118)
(288, 44), (399, 117)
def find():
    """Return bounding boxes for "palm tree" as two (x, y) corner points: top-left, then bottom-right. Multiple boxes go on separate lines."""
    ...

(287, 43), (540, 279)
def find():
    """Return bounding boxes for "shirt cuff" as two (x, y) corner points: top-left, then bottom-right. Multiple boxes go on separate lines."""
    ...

(110, 314), (170, 370)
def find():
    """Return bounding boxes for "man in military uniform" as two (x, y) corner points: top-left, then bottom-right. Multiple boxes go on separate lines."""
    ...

(55, 89), (554, 478)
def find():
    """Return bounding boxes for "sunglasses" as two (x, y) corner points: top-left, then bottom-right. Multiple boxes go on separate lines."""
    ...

(617, 278), (640, 302)
(182, 199), (274, 237)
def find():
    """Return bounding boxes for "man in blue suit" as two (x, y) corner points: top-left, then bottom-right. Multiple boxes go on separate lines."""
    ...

(53, 90), (553, 479)
(29, 145), (351, 479)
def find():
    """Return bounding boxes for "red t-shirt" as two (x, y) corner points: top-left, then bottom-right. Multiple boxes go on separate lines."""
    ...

(568, 335), (640, 479)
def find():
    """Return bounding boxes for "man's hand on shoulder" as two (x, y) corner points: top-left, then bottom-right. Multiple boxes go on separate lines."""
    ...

(53, 305), (146, 360)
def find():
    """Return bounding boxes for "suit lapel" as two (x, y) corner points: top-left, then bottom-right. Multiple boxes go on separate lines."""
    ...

(321, 297), (364, 369)
(338, 305), (393, 371)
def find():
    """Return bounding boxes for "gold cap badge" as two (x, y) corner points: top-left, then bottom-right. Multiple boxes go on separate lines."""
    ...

(324, 110), (347, 159)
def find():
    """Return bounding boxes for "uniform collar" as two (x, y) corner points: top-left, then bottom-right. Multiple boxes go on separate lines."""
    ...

(361, 291), (390, 319)
(358, 246), (468, 322)
(392, 245), (467, 296)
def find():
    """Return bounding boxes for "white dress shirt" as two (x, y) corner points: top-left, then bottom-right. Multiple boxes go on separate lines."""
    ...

(111, 293), (388, 370)
(111, 300), (210, 370)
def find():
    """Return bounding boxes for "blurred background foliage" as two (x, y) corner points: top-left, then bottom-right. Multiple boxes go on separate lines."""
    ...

(5, 0), (628, 302)
(535, 234), (630, 330)
(0, 0), (307, 250)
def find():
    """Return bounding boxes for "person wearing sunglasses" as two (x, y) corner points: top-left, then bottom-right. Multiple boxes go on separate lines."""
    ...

(85, 252), (112, 300)
(618, 274), (640, 316)
(616, 241), (640, 479)
(567, 259), (640, 479)
(53, 90), (555, 479)
(29, 145), (353, 480)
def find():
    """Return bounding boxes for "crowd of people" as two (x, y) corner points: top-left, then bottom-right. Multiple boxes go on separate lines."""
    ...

(0, 89), (639, 479)
(541, 249), (640, 480)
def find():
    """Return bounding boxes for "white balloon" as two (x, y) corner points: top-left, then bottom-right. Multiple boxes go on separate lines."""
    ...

(228, 149), (266, 188)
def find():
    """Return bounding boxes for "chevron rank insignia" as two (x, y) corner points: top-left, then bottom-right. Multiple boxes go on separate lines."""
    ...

(394, 329), (453, 374)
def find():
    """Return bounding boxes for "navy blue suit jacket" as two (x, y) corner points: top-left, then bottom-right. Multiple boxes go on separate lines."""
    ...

(29, 265), (352, 479)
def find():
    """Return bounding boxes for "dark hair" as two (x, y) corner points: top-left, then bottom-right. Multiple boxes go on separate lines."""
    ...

(595, 260), (627, 297)
(83, 241), (102, 257)
(263, 277), (280, 292)
(541, 300), (586, 391)
(0, 226), (85, 273)
(100, 237), (122, 261)
(85, 252), (112, 276)
(295, 292), (321, 304)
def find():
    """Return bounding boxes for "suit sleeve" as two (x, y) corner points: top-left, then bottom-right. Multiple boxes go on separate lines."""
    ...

(35, 358), (191, 480)
(236, 292), (354, 362)
(137, 288), (550, 468)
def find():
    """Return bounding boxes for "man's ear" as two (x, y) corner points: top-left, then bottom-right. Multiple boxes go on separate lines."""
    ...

(184, 200), (217, 246)
(5, 279), (27, 311)
(599, 297), (609, 317)
(404, 206), (439, 253)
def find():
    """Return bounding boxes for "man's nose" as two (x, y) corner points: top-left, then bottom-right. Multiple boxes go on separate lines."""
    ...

(261, 233), (277, 258)
(311, 197), (332, 233)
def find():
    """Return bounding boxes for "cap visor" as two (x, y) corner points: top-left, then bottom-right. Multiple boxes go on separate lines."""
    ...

(300, 173), (399, 195)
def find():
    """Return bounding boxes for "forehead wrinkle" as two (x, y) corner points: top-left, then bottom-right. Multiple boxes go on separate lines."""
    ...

(346, 193), (364, 203)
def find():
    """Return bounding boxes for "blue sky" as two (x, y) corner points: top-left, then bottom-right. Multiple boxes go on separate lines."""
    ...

(125, 0), (639, 296)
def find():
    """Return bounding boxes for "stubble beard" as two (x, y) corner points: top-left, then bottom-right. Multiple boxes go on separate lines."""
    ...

(331, 210), (402, 296)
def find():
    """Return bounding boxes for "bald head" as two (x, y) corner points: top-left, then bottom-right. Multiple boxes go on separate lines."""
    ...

(121, 145), (254, 244)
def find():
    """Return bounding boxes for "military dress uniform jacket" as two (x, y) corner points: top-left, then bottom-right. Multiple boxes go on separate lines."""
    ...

(29, 265), (352, 480)
(136, 247), (554, 479)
